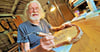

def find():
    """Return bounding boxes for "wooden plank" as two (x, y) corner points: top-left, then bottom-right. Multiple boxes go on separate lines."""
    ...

(17, 5), (26, 10)
(70, 15), (100, 52)
(0, 14), (13, 16)
(0, 4), (12, 6)
(59, 3), (74, 21)
(46, 13), (58, 26)
(15, 10), (23, 12)
(20, 1), (28, 4)
(13, 15), (23, 27)
(0, 9), (11, 13)
(0, 5), (12, 9)
(6, 32), (15, 44)
(15, 10), (24, 14)
(0, 0), (14, 3)
(0, 19), (10, 30)
(46, 8), (65, 26)
(0, 1), (13, 4)
(21, 0), (29, 2)
(0, 8), (11, 13)
(11, 0), (20, 13)
(0, 25), (5, 32)
(8, 45), (18, 52)
(7, 18), (17, 31)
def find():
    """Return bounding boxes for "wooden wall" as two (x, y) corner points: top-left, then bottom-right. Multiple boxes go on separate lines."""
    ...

(46, 0), (74, 26)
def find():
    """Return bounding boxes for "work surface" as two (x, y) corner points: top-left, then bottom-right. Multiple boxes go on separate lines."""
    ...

(70, 15), (100, 52)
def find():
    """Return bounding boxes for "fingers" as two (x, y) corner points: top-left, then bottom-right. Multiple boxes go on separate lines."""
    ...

(61, 22), (73, 29)
(42, 35), (54, 41)
(40, 40), (54, 51)
(40, 35), (55, 51)
(38, 32), (48, 37)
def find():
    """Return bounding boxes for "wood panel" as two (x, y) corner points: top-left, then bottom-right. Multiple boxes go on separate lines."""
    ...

(0, 4), (12, 7)
(46, 0), (74, 26)
(0, 19), (9, 30)
(70, 15), (100, 52)
(59, 3), (74, 21)
(0, 1), (14, 4)
(46, 8), (64, 26)
(0, 5), (12, 9)
(55, 0), (74, 21)
(0, 25), (5, 32)
(7, 18), (17, 31)
(17, 4), (26, 10)
(6, 32), (15, 44)
(0, 8), (11, 13)
(0, 0), (14, 3)
(46, 13), (58, 26)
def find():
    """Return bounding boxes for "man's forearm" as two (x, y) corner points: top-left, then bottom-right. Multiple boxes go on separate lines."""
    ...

(20, 42), (30, 52)
(50, 25), (65, 31)
(20, 43), (25, 52)
(50, 23), (74, 31)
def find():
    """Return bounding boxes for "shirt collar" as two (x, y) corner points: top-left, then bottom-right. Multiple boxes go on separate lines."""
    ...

(28, 20), (41, 26)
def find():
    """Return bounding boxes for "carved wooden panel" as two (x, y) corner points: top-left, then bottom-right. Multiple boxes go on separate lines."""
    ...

(7, 18), (17, 31)
(0, 24), (5, 32)
(0, 19), (9, 30)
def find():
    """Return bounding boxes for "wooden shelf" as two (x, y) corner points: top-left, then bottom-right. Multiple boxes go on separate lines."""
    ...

(72, 0), (86, 10)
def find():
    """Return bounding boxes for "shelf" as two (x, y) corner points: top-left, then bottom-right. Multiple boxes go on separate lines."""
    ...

(72, 0), (86, 10)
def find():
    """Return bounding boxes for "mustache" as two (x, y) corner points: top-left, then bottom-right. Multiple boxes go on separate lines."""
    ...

(31, 13), (39, 15)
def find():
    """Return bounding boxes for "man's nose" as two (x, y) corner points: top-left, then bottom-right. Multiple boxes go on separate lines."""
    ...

(33, 9), (37, 13)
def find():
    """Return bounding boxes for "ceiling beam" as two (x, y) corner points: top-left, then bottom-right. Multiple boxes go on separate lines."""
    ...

(0, 6), (11, 9)
(0, 14), (13, 16)
(0, 4), (12, 6)
(0, 0), (14, 3)
(11, 0), (20, 14)
(15, 14), (23, 16)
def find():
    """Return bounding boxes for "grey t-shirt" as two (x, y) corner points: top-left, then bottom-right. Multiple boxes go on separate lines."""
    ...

(17, 19), (51, 49)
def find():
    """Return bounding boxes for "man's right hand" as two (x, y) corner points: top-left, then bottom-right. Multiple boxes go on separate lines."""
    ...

(40, 34), (55, 51)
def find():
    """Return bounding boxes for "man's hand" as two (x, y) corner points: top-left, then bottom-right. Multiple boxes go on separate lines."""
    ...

(40, 34), (55, 51)
(62, 21), (72, 28)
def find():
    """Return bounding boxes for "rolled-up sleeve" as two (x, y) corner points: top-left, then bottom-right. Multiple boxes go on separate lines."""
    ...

(17, 25), (29, 43)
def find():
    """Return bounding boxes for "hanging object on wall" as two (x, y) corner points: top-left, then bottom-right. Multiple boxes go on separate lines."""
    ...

(0, 34), (10, 51)
(0, 19), (10, 30)
(0, 24), (5, 32)
(7, 18), (17, 31)
(6, 32), (15, 44)
(13, 16), (23, 28)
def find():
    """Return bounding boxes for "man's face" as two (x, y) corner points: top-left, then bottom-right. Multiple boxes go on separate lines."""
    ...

(28, 2), (41, 20)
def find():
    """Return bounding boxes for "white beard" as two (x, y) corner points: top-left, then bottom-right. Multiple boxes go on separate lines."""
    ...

(29, 13), (41, 20)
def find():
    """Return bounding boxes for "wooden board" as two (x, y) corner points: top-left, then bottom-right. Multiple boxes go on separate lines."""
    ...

(0, 25), (5, 32)
(7, 18), (17, 30)
(70, 15), (100, 52)
(0, 19), (9, 30)
(53, 26), (79, 47)
(13, 16), (23, 27)
(6, 32), (15, 44)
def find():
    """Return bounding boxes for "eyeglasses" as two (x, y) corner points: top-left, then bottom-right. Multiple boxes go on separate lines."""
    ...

(28, 7), (39, 11)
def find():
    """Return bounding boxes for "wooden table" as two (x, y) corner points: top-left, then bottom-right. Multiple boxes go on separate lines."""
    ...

(70, 15), (100, 52)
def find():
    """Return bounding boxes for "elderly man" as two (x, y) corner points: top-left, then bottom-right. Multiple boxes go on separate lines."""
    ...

(17, 0), (74, 52)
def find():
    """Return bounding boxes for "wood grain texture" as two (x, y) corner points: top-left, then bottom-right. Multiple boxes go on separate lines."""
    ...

(53, 26), (79, 47)
(70, 15), (100, 52)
